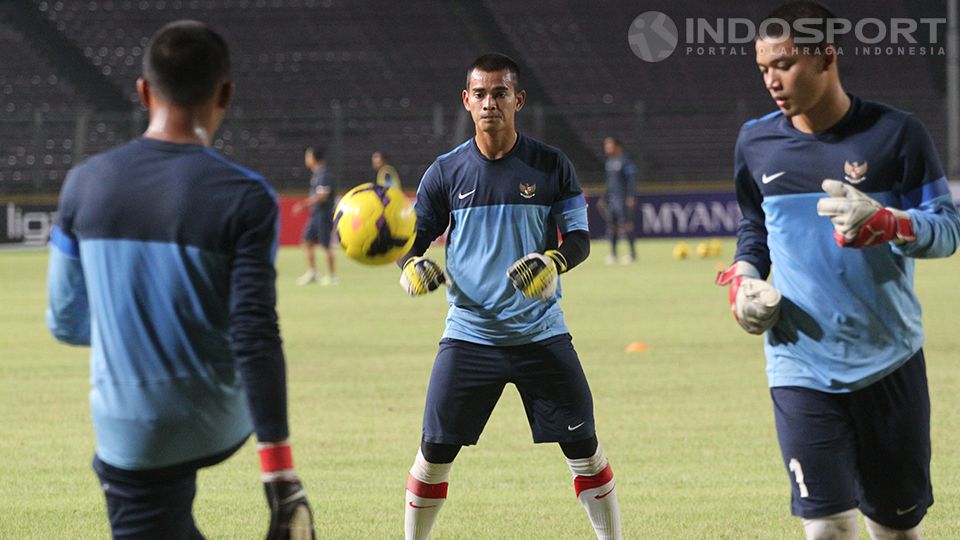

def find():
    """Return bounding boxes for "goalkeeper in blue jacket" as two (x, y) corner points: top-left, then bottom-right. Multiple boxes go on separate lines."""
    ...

(396, 53), (621, 540)
(716, 3), (960, 539)
(46, 21), (314, 539)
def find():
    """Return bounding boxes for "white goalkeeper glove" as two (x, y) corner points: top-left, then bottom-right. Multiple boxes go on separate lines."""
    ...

(816, 179), (915, 248)
(715, 261), (782, 335)
(507, 250), (566, 301)
(400, 256), (448, 296)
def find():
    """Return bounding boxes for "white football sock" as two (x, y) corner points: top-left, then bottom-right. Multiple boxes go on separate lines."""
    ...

(404, 449), (452, 540)
(802, 509), (859, 540)
(567, 444), (622, 540)
(864, 515), (922, 540)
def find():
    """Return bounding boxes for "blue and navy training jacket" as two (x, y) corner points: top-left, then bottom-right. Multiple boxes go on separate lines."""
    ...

(733, 95), (960, 392)
(46, 137), (288, 470)
(415, 134), (589, 345)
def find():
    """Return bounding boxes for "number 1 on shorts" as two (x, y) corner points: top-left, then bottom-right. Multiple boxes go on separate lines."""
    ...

(788, 458), (809, 498)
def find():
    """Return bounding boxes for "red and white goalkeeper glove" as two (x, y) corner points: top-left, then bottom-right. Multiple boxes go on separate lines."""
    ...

(259, 441), (316, 540)
(816, 179), (915, 248)
(715, 261), (782, 335)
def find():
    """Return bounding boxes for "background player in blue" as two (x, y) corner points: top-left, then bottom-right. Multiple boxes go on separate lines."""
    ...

(293, 145), (337, 286)
(715, 3), (960, 539)
(45, 21), (315, 540)
(601, 136), (638, 265)
(396, 53), (622, 539)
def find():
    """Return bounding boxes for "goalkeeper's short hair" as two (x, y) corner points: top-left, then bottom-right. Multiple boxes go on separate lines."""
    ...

(466, 53), (521, 91)
(762, 1), (842, 51)
(143, 20), (231, 106)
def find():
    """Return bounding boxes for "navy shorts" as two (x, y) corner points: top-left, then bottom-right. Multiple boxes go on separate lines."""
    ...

(92, 442), (243, 539)
(422, 334), (595, 446)
(302, 211), (332, 246)
(771, 350), (932, 529)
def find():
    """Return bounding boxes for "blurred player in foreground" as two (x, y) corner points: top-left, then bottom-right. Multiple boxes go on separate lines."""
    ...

(717, 2), (960, 539)
(397, 53), (621, 539)
(600, 136), (638, 264)
(372, 150), (401, 189)
(46, 20), (315, 539)
(293, 145), (337, 286)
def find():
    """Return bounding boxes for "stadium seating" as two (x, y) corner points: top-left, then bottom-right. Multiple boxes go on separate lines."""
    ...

(483, 0), (949, 182)
(5, 0), (481, 193)
(0, 0), (950, 195)
(0, 19), (83, 188)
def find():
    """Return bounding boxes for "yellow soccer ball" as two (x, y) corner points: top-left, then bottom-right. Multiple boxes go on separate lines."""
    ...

(333, 182), (416, 265)
(707, 238), (723, 258)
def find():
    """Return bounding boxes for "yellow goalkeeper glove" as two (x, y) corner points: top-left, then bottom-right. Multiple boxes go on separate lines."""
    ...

(507, 250), (567, 301)
(400, 256), (447, 296)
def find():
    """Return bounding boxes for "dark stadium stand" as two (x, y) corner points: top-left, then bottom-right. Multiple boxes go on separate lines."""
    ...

(0, 17), (123, 189)
(5, 0), (485, 193)
(0, 0), (950, 195)
(484, 0), (949, 183)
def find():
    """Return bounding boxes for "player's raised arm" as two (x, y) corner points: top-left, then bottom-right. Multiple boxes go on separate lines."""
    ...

(46, 172), (90, 346)
(228, 185), (315, 539)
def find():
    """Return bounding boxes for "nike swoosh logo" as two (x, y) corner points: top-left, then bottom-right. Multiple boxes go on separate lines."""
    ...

(896, 504), (918, 516)
(409, 501), (438, 509)
(458, 189), (476, 200)
(594, 487), (615, 500)
(761, 171), (785, 184)
(567, 422), (586, 431)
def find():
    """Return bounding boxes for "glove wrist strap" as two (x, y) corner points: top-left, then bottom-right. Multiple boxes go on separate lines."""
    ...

(891, 209), (916, 244)
(545, 250), (568, 273)
(715, 260), (760, 285)
(259, 441), (297, 482)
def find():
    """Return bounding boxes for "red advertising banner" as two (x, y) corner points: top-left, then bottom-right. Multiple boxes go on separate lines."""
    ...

(278, 197), (309, 246)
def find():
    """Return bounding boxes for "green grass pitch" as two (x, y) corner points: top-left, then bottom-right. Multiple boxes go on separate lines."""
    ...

(1, 239), (958, 538)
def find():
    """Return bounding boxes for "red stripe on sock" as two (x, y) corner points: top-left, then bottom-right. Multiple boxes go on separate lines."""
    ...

(406, 474), (448, 499)
(574, 464), (614, 496)
(258, 444), (293, 473)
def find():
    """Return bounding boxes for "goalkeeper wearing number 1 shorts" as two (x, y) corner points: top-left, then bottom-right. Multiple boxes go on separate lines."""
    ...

(396, 53), (621, 540)
(717, 2), (960, 539)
